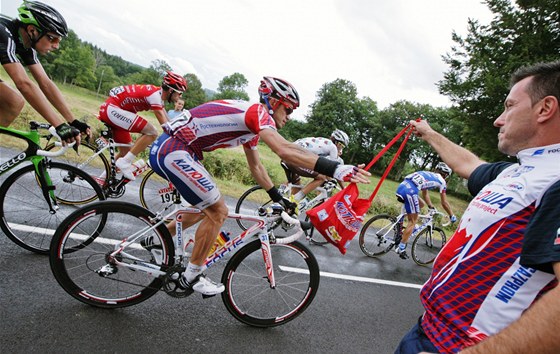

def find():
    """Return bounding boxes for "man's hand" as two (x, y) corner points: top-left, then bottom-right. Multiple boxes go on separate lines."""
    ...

(410, 119), (435, 139)
(55, 123), (81, 145)
(278, 197), (297, 215)
(333, 163), (371, 183)
(70, 119), (92, 140)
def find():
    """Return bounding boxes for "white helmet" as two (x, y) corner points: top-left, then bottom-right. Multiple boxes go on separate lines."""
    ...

(435, 162), (452, 177)
(331, 129), (349, 146)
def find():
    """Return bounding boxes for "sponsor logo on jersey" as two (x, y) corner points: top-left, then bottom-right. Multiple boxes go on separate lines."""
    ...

(495, 266), (536, 303)
(503, 182), (524, 192)
(555, 226), (560, 246)
(171, 159), (214, 192)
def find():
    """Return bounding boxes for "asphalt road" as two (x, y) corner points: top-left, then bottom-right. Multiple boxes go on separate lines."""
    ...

(0, 147), (432, 353)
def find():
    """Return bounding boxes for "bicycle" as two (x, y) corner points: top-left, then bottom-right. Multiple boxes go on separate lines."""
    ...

(235, 179), (340, 245)
(49, 190), (320, 328)
(0, 121), (105, 254)
(358, 207), (448, 266)
(44, 122), (180, 212)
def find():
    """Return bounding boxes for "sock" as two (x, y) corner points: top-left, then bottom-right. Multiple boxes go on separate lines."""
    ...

(184, 262), (202, 283)
(294, 191), (305, 201)
(123, 152), (136, 163)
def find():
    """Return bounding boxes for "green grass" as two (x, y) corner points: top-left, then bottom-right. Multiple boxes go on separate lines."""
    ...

(1, 68), (470, 228)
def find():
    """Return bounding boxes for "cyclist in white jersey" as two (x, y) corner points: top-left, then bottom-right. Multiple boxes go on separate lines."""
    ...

(281, 129), (349, 210)
(395, 61), (560, 354)
(149, 77), (370, 296)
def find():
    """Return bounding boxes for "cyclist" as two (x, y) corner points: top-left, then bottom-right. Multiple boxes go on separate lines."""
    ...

(394, 162), (457, 259)
(0, 1), (90, 143)
(148, 76), (370, 296)
(97, 71), (187, 180)
(280, 129), (349, 211)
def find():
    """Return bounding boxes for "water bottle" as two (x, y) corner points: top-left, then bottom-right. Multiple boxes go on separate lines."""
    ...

(208, 231), (230, 256)
(132, 159), (148, 177)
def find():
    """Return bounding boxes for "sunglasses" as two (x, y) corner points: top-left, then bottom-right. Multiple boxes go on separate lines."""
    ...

(279, 101), (294, 115)
(45, 33), (61, 44)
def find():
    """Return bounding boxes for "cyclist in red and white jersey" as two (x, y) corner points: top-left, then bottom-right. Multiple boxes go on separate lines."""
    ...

(148, 76), (371, 296)
(97, 71), (187, 180)
(395, 61), (560, 354)
(0, 1), (90, 143)
(281, 129), (349, 210)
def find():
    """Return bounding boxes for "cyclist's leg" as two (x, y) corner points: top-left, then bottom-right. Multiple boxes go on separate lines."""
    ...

(396, 181), (421, 258)
(149, 134), (225, 295)
(0, 82), (24, 127)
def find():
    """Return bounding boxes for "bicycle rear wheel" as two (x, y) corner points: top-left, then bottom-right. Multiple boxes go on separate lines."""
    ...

(222, 239), (320, 327)
(44, 140), (110, 187)
(411, 227), (446, 266)
(234, 185), (273, 230)
(50, 201), (175, 308)
(139, 169), (179, 213)
(0, 162), (105, 254)
(358, 214), (397, 257)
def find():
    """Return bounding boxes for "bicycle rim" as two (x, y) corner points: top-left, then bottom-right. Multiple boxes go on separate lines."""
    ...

(50, 201), (174, 308)
(0, 163), (105, 254)
(44, 141), (110, 188)
(358, 214), (397, 257)
(235, 186), (274, 231)
(221, 239), (320, 327)
(411, 227), (446, 266)
(139, 169), (179, 214)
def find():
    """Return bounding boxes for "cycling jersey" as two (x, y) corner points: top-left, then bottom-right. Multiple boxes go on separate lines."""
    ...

(0, 16), (39, 66)
(420, 143), (560, 353)
(396, 171), (447, 214)
(97, 84), (163, 143)
(282, 137), (341, 181)
(149, 100), (275, 209)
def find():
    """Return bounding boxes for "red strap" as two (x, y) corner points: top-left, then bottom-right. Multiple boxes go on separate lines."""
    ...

(367, 127), (414, 202)
(363, 123), (413, 172)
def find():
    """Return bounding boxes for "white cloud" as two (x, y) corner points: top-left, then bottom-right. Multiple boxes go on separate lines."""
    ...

(2, 0), (493, 119)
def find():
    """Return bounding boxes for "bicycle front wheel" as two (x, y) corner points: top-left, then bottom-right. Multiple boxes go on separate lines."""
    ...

(235, 185), (274, 230)
(50, 201), (175, 308)
(358, 214), (397, 257)
(0, 162), (105, 254)
(222, 239), (320, 327)
(411, 227), (446, 266)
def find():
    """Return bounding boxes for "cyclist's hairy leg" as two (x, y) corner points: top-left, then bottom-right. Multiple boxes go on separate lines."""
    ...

(300, 175), (328, 196)
(189, 199), (228, 265)
(402, 213), (419, 244)
(0, 83), (25, 127)
(166, 212), (205, 236)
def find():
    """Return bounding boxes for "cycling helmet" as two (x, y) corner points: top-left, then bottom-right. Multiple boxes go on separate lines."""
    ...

(18, 1), (68, 37)
(435, 162), (452, 177)
(162, 71), (188, 92)
(331, 129), (349, 146)
(259, 76), (300, 109)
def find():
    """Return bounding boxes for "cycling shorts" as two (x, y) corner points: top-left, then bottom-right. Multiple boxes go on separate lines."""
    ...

(396, 180), (421, 214)
(149, 133), (221, 210)
(98, 102), (149, 144)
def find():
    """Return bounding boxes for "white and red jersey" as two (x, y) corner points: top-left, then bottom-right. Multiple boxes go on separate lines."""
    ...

(294, 137), (339, 161)
(105, 84), (164, 113)
(420, 144), (560, 353)
(170, 100), (276, 160)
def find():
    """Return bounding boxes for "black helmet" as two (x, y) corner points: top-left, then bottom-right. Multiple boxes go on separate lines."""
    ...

(18, 1), (68, 37)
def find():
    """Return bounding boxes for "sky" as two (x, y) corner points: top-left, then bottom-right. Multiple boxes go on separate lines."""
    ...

(1, 0), (493, 120)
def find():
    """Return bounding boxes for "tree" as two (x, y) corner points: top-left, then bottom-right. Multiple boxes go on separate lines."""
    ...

(184, 73), (207, 108)
(438, 0), (560, 162)
(213, 73), (250, 100)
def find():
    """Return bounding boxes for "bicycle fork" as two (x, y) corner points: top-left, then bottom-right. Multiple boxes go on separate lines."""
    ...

(259, 232), (276, 288)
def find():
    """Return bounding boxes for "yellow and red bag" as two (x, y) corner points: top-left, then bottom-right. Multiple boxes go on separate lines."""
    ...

(306, 123), (414, 254)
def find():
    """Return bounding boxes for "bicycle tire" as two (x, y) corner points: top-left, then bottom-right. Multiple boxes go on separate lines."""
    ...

(221, 239), (320, 327)
(44, 140), (110, 187)
(235, 185), (274, 231)
(139, 169), (177, 212)
(358, 214), (398, 257)
(50, 201), (175, 308)
(0, 162), (105, 254)
(411, 226), (446, 266)
(305, 199), (328, 245)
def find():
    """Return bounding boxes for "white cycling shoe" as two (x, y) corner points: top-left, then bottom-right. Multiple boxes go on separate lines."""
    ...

(116, 158), (136, 181)
(179, 274), (225, 297)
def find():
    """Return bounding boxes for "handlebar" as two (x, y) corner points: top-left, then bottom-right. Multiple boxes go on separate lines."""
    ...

(273, 212), (312, 244)
(36, 126), (76, 157)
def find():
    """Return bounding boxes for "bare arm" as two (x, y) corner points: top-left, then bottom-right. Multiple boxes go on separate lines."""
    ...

(3, 62), (66, 127)
(152, 108), (169, 126)
(439, 193), (454, 217)
(421, 189), (432, 209)
(243, 145), (274, 190)
(411, 120), (485, 179)
(459, 262), (560, 354)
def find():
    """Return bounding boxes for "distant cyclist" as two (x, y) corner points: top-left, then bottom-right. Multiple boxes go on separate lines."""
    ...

(0, 1), (90, 143)
(148, 76), (370, 296)
(97, 71), (187, 180)
(394, 162), (457, 259)
(281, 129), (349, 210)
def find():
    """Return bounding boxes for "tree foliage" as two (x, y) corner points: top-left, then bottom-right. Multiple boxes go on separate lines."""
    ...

(213, 72), (250, 100)
(184, 73), (207, 108)
(438, 0), (560, 161)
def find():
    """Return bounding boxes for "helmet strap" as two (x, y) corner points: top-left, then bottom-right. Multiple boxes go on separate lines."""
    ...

(262, 95), (274, 115)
